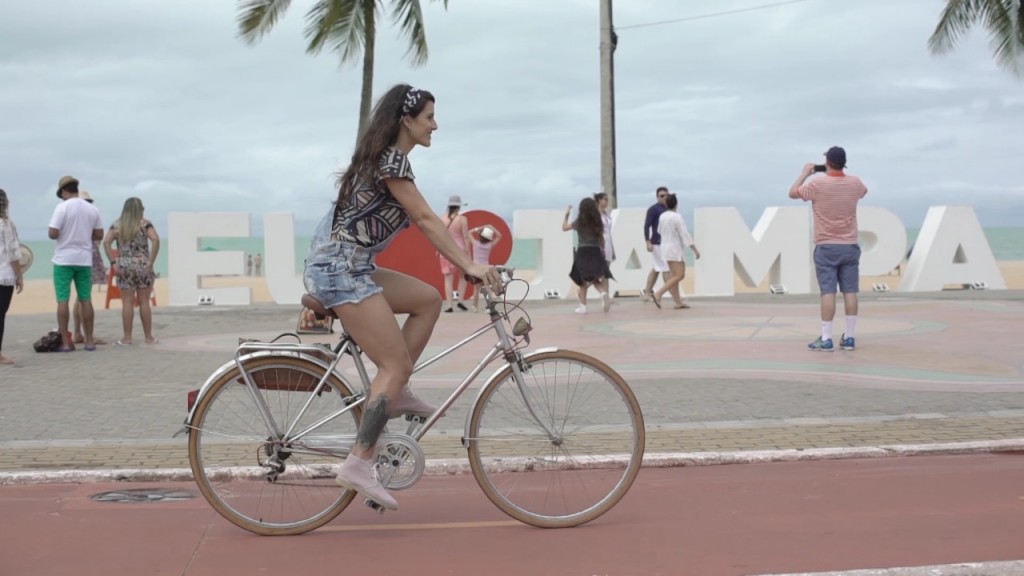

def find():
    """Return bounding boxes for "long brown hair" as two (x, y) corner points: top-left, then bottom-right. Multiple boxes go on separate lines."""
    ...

(575, 197), (603, 239)
(336, 84), (435, 205)
(0, 189), (8, 220)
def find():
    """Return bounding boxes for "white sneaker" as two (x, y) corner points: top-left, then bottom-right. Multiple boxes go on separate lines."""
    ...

(390, 385), (437, 418)
(601, 292), (612, 313)
(574, 305), (587, 314)
(335, 455), (398, 510)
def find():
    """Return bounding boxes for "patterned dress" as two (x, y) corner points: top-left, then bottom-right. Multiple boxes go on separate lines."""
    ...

(113, 221), (155, 289)
(91, 241), (107, 284)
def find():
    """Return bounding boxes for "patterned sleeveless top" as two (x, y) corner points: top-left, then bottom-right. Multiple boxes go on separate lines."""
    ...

(330, 147), (413, 248)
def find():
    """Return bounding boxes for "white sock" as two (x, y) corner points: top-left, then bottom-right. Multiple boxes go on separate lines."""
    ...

(845, 316), (857, 339)
(821, 321), (833, 341)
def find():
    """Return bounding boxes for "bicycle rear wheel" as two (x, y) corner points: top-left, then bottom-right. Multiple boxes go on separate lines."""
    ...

(467, 350), (645, 528)
(188, 355), (363, 536)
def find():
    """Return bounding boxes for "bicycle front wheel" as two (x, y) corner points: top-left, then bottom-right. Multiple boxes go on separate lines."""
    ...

(188, 355), (363, 536)
(467, 350), (645, 528)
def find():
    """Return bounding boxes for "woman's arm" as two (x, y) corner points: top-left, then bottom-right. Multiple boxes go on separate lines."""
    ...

(561, 205), (574, 231)
(1, 221), (23, 293)
(388, 179), (476, 271)
(102, 227), (117, 264)
(460, 216), (472, 255)
(146, 222), (160, 268)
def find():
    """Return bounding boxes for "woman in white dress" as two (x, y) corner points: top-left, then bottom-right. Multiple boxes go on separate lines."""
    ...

(651, 193), (700, 309)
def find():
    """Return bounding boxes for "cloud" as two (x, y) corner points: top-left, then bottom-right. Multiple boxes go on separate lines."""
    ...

(2, 0), (1023, 241)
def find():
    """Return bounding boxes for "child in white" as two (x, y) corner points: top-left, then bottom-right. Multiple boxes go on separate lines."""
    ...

(468, 225), (502, 312)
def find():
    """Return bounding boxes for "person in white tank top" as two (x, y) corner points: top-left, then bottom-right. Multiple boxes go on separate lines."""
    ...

(467, 225), (502, 312)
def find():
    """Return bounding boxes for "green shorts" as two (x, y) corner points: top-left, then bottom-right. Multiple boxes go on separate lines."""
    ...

(53, 265), (93, 303)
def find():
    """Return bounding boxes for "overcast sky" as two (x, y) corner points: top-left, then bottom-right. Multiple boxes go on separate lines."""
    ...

(2, 0), (1023, 240)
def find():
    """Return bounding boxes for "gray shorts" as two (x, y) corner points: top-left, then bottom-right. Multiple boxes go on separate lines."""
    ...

(813, 244), (861, 295)
(303, 241), (383, 309)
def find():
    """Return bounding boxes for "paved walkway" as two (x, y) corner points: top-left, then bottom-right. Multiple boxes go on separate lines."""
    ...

(1, 290), (1023, 475)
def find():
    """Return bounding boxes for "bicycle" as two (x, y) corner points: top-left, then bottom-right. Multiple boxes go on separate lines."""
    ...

(179, 267), (645, 536)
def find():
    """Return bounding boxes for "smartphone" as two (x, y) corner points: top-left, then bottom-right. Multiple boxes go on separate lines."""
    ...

(813, 164), (827, 173)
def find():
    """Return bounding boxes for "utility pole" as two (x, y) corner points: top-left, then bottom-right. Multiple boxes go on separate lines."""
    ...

(599, 0), (618, 208)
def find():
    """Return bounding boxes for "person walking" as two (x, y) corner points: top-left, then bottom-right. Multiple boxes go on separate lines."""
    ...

(643, 187), (670, 300)
(563, 197), (613, 314)
(649, 193), (700, 309)
(103, 197), (160, 346)
(0, 189), (25, 365)
(48, 176), (104, 352)
(438, 195), (471, 312)
(789, 146), (868, 351)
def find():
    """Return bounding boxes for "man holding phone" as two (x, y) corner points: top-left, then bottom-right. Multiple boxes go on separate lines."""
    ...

(788, 147), (868, 351)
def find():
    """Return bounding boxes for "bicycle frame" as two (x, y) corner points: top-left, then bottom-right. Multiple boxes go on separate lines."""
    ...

(181, 284), (559, 454)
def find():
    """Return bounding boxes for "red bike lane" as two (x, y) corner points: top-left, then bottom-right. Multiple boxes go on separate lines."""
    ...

(2, 454), (1023, 576)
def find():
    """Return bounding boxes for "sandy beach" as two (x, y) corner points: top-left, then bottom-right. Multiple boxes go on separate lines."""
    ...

(7, 262), (1024, 316)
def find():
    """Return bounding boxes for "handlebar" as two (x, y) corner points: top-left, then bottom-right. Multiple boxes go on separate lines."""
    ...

(464, 266), (515, 301)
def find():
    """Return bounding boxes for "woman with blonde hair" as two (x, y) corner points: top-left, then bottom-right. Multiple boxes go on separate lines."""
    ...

(103, 197), (160, 345)
(0, 189), (25, 365)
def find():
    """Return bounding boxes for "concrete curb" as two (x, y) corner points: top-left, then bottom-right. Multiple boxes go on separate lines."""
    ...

(2, 438), (1022, 486)
(753, 559), (1024, 575)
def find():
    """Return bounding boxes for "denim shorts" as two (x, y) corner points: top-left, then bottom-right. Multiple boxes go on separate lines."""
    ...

(813, 244), (861, 295)
(303, 241), (383, 309)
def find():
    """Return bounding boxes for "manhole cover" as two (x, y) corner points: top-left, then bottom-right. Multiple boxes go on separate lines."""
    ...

(90, 488), (197, 503)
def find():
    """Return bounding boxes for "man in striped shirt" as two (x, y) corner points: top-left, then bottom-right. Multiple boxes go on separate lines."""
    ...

(789, 146), (868, 351)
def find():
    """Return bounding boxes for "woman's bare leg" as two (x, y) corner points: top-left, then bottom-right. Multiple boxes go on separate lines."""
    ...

(120, 288), (136, 343)
(372, 268), (442, 365)
(654, 261), (685, 304)
(443, 272), (455, 311)
(137, 287), (155, 342)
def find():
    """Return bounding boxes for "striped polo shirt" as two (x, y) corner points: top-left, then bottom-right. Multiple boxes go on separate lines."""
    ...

(797, 173), (868, 245)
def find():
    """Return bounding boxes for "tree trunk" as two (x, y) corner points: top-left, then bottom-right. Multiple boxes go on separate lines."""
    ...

(598, 0), (617, 208)
(356, 0), (376, 144)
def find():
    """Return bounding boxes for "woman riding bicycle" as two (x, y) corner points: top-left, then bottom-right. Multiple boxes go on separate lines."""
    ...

(303, 84), (501, 510)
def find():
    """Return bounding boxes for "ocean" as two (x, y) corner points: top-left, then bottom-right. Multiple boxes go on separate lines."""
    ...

(19, 228), (1024, 281)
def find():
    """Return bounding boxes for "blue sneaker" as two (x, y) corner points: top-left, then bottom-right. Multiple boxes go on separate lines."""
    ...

(808, 337), (834, 351)
(840, 334), (855, 350)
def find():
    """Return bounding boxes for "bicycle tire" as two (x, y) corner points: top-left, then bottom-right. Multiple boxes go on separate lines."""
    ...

(467, 349), (645, 528)
(188, 355), (363, 536)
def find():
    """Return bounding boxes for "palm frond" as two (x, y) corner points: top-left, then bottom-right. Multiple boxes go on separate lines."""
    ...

(928, 0), (1023, 76)
(304, 0), (369, 64)
(390, 0), (429, 66)
(985, 0), (1023, 75)
(237, 0), (293, 44)
(928, 0), (984, 54)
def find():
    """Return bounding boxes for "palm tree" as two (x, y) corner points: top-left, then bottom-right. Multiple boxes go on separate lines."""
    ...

(928, 0), (1024, 76)
(237, 0), (449, 140)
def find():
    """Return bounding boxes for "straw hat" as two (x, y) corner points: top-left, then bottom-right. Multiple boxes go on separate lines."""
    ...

(56, 175), (79, 198)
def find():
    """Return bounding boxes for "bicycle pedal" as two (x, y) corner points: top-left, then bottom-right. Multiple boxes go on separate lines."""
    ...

(403, 414), (427, 424)
(364, 498), (387, 514)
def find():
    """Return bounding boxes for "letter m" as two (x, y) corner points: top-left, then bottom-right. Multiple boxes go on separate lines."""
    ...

(693, 207), (812, 296)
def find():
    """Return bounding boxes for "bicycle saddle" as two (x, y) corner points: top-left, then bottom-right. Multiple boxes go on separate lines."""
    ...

(301, 294), (337, 320)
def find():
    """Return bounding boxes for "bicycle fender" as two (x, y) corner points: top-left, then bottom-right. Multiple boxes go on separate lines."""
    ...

(461, 347), (559, 448)
(182, 351), (337, 428)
